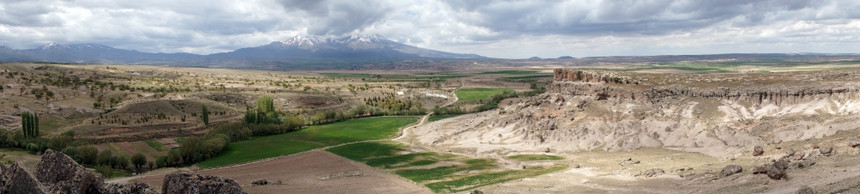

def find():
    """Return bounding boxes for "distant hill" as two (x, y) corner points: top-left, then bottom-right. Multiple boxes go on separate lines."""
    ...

(0, 35), (485, 69)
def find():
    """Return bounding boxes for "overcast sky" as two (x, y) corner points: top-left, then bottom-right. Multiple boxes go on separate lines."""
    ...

(1, 0), (859, 58)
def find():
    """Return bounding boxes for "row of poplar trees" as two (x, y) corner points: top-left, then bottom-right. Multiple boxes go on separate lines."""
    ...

(21, 112), (39, 138)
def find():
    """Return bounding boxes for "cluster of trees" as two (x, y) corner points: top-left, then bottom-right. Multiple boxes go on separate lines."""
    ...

(363, 96), (426, 116)
(60, 146), (151, 175)
(20, 112), (39, 138)
(244, 96), (279, 124)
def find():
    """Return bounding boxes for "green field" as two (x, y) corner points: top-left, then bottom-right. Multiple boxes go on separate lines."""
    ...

(327, 141), (567, 193)
(455, 88), (515, 101)
(196, 117), (418, 168)
(144, 139), (165, 152)
(428, 114), (461, 122)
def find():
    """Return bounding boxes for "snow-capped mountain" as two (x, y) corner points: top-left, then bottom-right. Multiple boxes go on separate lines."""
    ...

(0, 35), (484, 69)
(212, 34), (483, 60)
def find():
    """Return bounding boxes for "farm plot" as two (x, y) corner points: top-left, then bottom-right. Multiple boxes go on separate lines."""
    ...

(132, 150), (431, 194)
(455, 88), (515, 101)
(327, 141), (567, 193)
(196, 116), (418, 168)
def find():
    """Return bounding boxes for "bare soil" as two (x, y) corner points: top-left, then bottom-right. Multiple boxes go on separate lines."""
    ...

(129, 150), (431, 194)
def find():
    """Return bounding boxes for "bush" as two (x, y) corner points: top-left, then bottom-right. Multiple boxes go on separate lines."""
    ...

(95, 165), (114, 178)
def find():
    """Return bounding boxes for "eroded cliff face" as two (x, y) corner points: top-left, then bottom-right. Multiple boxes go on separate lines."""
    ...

(411, 69), (860, 157)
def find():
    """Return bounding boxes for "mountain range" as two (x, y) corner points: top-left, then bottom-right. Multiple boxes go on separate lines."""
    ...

(0, 34), (484, 69)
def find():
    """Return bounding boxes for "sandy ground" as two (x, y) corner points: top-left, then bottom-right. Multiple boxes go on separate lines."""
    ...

(475, 151), (860, 194)
(129, 150), (431, 194)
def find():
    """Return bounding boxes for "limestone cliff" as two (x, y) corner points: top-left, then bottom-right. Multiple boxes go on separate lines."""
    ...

(411, 69), (860, 157)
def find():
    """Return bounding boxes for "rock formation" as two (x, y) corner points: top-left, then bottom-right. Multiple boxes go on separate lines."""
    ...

(36, 150), (106, 194)
(162, 172), (244, 194)
(410, 68), (860, 157)
(0, 150), (241, 194)
(1, 162), (47, 194)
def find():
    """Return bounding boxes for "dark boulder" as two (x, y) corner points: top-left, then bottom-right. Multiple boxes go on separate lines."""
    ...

(251, 179), (268, 186)
(766, 164), (785, 180)
(720, 165), (743, 177)
(753, 146), (764, 156)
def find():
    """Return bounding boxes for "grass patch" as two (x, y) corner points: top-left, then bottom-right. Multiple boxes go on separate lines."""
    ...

(144, 139), (165, 152)
(395, 158), (497, 182)
(428, 114), (460, 122)
(197, 117), (418, 168)
(106, 143), (128, 157)
(327, 141), (444, 168)
(328, 141), (567, 193)
(425, 164), (568, 192)
(507, 154), (564, 161)
(455, 88), (515, 101)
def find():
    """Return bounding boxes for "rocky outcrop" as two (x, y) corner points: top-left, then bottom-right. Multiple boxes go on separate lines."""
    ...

(0, 163), (47, 194)
(0, 149), (243, 194)
(162, 172), (244, 194)
(36, 150), (105, 194)
(410, 68), (860, 158)
(101, 182), (159, 194)
(553, 69), (639, 85)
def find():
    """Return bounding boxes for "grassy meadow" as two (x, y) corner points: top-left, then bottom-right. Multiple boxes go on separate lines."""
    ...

(196, 117), (418, 168)
(455, 88), (515, 101)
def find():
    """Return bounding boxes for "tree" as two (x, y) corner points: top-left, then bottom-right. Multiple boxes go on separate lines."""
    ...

(20, 112), (39, 138)
(131, 153), (146, 171)
(97, 150), (113, 166)
(78, 146), (98, 165)
(201, 105), (209, 126)
(116, 155), (129, 170)
(20, 112), (29, 137)
(33, 113), (39, 137)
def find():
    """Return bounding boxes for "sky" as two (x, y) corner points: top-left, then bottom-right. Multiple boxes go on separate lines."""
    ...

(1, 0), (859, 59)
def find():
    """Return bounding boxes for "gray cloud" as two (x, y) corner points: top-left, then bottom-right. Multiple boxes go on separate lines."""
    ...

(277, 0), (392, 35)
(0, 0), (857, 58)
(439, 0), (833, 37)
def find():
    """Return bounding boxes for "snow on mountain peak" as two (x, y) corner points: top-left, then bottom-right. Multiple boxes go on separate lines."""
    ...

(41, 42), (62, 50)
(279, 35), (324, 47)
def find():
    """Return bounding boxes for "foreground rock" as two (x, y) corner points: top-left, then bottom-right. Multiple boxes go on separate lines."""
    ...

(1, 163), (47, 193)
(36, 149), (108, 194)
(163, 172), (245, 194)
(0, 149), (242, 194)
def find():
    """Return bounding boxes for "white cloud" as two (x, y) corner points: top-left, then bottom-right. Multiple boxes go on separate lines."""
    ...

(0, 0), (858, 58)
